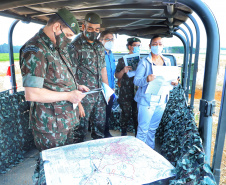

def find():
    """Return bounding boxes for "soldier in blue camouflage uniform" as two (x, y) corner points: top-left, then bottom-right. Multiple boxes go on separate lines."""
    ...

(115, 37), (141, 136)
(20, 8), (89, 151)
(69, 12), (109, 142)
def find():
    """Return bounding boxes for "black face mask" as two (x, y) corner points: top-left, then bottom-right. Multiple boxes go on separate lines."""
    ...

(84, 30), (99, 41)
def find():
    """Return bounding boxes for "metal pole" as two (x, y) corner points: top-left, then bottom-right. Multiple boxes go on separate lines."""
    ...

(188, 14), (200, 110)
(212, 67), (226, 185)
(177, 27), (189, 97)
(183, 22), (194, 101)
(174, 0), (220, 164)
(172, 31), (188, 79)
(8, 19), (20, 94)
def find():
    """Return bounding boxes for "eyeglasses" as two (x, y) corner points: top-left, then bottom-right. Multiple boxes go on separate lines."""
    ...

(104, 38), (114, 41)
(132, 44), (141, 47)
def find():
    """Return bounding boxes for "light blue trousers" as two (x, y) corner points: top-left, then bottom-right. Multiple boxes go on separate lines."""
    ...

(136, 103), (166, 149)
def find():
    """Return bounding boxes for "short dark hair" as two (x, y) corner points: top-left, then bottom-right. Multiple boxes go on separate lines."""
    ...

(99, 30), (114, 40)
(150, 35), (162, 44)
(47, 14), (67, 28)
(126, 37), (141, 50)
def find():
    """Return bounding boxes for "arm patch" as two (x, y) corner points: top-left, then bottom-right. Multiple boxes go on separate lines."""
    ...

(22, 46), (39, 53)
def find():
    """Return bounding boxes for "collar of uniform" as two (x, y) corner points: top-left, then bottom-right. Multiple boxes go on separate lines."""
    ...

(39, 28), (55, 52)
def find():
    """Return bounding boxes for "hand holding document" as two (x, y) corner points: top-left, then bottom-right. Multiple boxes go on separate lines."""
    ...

(123, 53), (140, 78)
(101, 82), (114, 105)
(73, 88), (103, 109)
(145, 66), (179, 95)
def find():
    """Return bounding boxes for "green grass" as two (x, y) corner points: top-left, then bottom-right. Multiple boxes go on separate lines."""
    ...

(0, 53), (19, 62)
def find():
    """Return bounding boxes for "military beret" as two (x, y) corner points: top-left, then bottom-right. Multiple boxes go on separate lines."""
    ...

(56, 8), (80, 34)
(127, 37), (141, 43)
(85, 12), (102, 24)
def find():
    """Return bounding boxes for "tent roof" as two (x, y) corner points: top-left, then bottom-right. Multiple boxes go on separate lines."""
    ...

(0, 0), (193, 38)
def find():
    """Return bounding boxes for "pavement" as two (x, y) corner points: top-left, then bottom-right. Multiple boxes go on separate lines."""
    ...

(0, 130), (135, 185)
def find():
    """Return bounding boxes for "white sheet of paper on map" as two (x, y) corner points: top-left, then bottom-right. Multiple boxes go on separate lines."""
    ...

(101, 82), (114, 105)
(145, 66), (179, 95)
(41, 136), (175, 185)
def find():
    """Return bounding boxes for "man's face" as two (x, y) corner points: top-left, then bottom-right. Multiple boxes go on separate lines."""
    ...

(82, 22), (100, 33)
(82, 22), (100, 42)
(128, 41), (141, 53)
(101, 33), (114, 46)
(60, 26), (75, 39)
(53, 22), (75, 39)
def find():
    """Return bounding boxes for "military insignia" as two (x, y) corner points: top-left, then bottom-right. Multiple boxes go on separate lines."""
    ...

(22, 46), (39, 53)
(88, 17), (91, 21)
(71, 23), (75, 27)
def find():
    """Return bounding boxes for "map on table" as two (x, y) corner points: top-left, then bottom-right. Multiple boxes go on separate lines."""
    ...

(42, 136), (175, 185)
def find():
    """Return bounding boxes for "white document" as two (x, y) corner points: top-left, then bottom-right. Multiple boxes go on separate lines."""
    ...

(82, 88), (103, 95)
(42, 136), (175, 185)
(73, 103), (78, 109)
(145, 76), (164, 94)
(145, 66), (179, 95)
(73, 88), (103, 109)
(101, 82), (114, 105)
(152, 66), (179, 81)
(123, 53), (140, 78)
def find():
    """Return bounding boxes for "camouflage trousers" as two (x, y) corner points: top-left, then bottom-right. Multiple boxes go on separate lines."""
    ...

(32, 129), (74, 151)
(74, 93), (106, 143)
(119, 99), (138, 134)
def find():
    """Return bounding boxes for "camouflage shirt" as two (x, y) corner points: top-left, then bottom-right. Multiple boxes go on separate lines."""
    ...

(69, 33), (106, 103)
(20, 29), (79, 133)
(116, 57), (137, 103)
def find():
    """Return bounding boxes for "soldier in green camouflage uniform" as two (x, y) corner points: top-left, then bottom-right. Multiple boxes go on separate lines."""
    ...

(115, 37), (141, 136)
(69, 12), (109, 142)
(20, 9), (89, 151)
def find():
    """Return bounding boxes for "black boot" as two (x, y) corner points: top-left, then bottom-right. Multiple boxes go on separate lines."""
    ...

(104, 132), (113, 138)
(91, 132), (103, 139)
(121, 128), (127, 136)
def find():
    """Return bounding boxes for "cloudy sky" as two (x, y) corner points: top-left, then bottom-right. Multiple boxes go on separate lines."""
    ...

(0, 0), (225, 51)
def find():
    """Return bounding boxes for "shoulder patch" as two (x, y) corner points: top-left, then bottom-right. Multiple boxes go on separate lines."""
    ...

(22, 46), (39, 53)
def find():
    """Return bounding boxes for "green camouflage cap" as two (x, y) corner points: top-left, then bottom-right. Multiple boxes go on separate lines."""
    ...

(127, 37), (141, 43)
(56, 8), (80, 34)
(85, 12), (102, 24)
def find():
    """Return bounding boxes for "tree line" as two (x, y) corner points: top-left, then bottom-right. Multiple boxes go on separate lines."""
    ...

(0, 43), (21, 53)
(163, 46), (196, 54)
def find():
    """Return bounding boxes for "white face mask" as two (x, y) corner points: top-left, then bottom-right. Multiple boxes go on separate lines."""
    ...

(104, 41), (114, 50)
(151, 46), (163, 55)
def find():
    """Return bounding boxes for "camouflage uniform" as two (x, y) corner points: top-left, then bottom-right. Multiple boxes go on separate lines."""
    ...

(20, 29), (79, 151)
(69, 33), (106, 142)
(116, 57), (138, 135)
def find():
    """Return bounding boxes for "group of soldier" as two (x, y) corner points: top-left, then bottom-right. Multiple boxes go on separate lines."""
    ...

(20, 7), (178, 152)
(19, 8), (140, 152)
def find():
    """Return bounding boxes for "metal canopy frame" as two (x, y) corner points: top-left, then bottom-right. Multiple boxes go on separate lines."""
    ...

(3, 0), (223, 183)
(212, 68), (226, 185)
(183, 22), (194, 101)
(177, 26), (189, 99)
(188, 14), (200, 110)
(176, 0), (220, 165)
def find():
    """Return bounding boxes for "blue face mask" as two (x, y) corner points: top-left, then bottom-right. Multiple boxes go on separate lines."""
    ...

(151, 46), (163, 55)
(133, 46), (140, 54)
